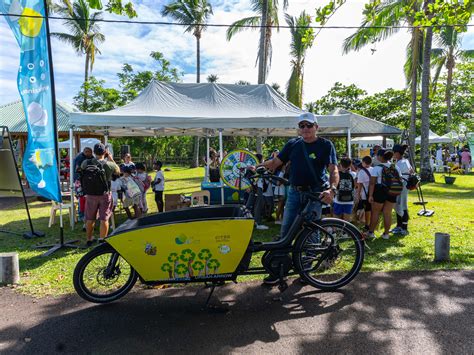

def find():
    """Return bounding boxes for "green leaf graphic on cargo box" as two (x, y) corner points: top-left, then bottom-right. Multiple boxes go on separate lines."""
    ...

(207, 259), (221, 274)
(198, 249), (212, 275)
(161, 263), (173, 278)
(192, 261), (205, 276)
(168, 252), (179, 277)
(180, 249), (196, 277)
(176, 263), (188, 277)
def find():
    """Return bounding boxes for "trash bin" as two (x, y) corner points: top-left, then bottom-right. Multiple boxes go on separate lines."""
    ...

(434, 233), (450, 262)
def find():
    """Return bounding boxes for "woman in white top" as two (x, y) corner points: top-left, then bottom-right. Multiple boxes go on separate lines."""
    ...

(393, 144), (413, 235)
(367, 149), (402, 240)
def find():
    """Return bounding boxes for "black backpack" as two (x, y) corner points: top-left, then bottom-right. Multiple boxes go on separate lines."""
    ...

(81, 160), (109, 196)
(381, 164), (403, 197)
(337, 171), (355, 202)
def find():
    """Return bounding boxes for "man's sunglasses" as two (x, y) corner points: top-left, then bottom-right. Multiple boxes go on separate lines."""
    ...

(298, 123), (315, 129)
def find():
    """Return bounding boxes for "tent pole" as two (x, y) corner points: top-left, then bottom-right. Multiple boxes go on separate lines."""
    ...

(69, 126), (75, 229)
(347, 128), (351, 158)
(219, 129), (224, 205)
(206, 135), (210, 182)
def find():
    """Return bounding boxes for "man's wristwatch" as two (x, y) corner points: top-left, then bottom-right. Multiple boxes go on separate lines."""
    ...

(330, 185), (337, 195)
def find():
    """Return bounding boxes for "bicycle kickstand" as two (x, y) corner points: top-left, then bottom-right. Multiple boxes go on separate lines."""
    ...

(278, 264), (288, 293)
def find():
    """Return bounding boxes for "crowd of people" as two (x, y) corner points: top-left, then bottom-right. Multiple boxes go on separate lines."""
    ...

(246, 113), (417, 249)
(73, 144), (165, 247)
(434, 145), (472, 174)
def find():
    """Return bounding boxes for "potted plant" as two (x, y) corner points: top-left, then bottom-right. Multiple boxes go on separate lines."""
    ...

(443, 167), (456, 184)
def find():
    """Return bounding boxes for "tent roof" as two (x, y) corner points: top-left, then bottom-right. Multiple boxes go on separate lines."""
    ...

(351, 136), (394, 143)
(415, 130), (446, 143)
(71, 81), (351, 137)
(328, 108), (402, 137)
(0, 100), (79, 133)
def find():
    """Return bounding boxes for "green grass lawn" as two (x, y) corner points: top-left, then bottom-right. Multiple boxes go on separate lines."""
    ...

(0, 166), (472, 297)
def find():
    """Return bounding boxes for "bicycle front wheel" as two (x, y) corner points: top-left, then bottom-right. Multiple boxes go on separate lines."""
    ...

(73, 243), (138, 303)
(293, 218), (364, 291)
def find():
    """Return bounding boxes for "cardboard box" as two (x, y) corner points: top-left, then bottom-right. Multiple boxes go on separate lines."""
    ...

(165, 194), (190, 211)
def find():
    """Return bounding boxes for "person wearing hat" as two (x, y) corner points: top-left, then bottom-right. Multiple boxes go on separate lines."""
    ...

(392, 144), (413, 235)
(259, 112), (339, 284)
(81, 143), (120, 246)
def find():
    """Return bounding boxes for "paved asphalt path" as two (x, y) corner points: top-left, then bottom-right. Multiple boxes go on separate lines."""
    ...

(1, 270), (473, 354)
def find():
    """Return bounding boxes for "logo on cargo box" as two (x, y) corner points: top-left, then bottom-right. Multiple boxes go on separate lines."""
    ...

(144, 242), (157, 256)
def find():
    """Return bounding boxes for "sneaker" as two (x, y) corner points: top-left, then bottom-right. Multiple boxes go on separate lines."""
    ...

(256, 224), (269, 230)
(366, 231), (376, 240)
(98, 238), (106, 244)
(400, 230), (409, 236)
(85, 239), (96, 247)
(274, 220), (282, 225)
(390, 227), (403, 234)
(381, 233), (390, 240)
(263, 275), (288, 285)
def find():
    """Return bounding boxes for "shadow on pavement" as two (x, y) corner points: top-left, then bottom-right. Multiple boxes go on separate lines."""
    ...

(0, 270), (473, 353)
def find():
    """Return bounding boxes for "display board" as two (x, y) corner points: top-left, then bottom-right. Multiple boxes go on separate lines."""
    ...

(0, 128), (23, 194)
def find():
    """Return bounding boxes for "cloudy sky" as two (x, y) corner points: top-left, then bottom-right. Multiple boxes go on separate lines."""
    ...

(1, 0), (473, 107)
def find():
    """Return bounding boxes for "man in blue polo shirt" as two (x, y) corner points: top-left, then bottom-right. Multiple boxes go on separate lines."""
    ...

(260, 112), (339, 284)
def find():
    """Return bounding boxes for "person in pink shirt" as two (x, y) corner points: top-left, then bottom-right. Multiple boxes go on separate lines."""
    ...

(461, 148), (471, 174)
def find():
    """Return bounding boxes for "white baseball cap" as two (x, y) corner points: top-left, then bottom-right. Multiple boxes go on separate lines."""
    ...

(297, 112), (317, 125)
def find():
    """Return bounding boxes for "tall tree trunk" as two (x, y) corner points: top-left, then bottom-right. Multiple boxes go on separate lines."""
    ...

(420, 25), (434, 182)
(409, 28), (420, 163)
(257, 0), (268, 85)
(255, 0), (269, 154)
(191, 34), (201, 167)
(84, 54), (90, 111)
(446, 50), (454, 152)
(196, 35), (201, 83)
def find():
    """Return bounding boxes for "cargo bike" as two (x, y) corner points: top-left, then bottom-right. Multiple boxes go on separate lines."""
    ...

(73, 169), (364, 304)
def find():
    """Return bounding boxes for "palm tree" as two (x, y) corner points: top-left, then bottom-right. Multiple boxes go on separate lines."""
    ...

(342, 0), (423, 152)
(52, 0), (105, 111)
(226, 0), (288, 84)
(161, 0), (213, 168)
(285, 11), (314, 108)
(431, 26), (474, 139)
(161, 0), (213, 84)
(206, 74), (219, 83)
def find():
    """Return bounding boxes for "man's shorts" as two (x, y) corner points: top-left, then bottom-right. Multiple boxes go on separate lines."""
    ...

(373, 185), (397, 204)
(333, 202), (353, 216)
(85, 193), (113, 221)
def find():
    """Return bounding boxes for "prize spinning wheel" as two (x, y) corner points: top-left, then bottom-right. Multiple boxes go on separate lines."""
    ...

(219, 149), (258, 190)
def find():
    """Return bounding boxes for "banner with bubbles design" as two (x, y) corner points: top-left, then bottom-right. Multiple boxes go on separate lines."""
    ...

(1, 0), (61, 202)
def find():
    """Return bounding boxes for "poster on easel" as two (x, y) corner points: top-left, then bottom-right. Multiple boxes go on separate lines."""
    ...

(0, 128), (23, 194)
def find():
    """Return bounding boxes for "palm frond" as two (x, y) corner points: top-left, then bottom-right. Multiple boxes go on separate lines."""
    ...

(226, 16), (261, 40)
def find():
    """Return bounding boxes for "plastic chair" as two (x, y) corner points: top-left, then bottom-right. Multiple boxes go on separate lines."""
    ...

(48, 200), (76, 229)
(191, 190), (211, 207)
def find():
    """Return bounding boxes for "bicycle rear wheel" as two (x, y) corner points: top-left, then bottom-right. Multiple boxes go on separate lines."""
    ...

(73, 243), (138, 303)
(293, 218), (364, 291)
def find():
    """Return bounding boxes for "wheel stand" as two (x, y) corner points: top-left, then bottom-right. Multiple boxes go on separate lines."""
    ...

(202, 281), (229, 313)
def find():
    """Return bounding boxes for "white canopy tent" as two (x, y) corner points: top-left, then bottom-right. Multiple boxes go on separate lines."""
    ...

(70, 81), (354, 206)
(70, 81), (351, 137)
(415, 130), (446, 144)
(439, 130), (462, 142)
(58, 137), (101, 151)
(351, 136), (394, 148)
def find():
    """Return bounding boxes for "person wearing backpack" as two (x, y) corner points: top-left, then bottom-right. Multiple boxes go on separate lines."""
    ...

(392, 144), (414, 236)
(355, 156), (373, 231)
(367, 149), (402, 240)
(333, 157), (356, 221)
(80, 143), (120, 246)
